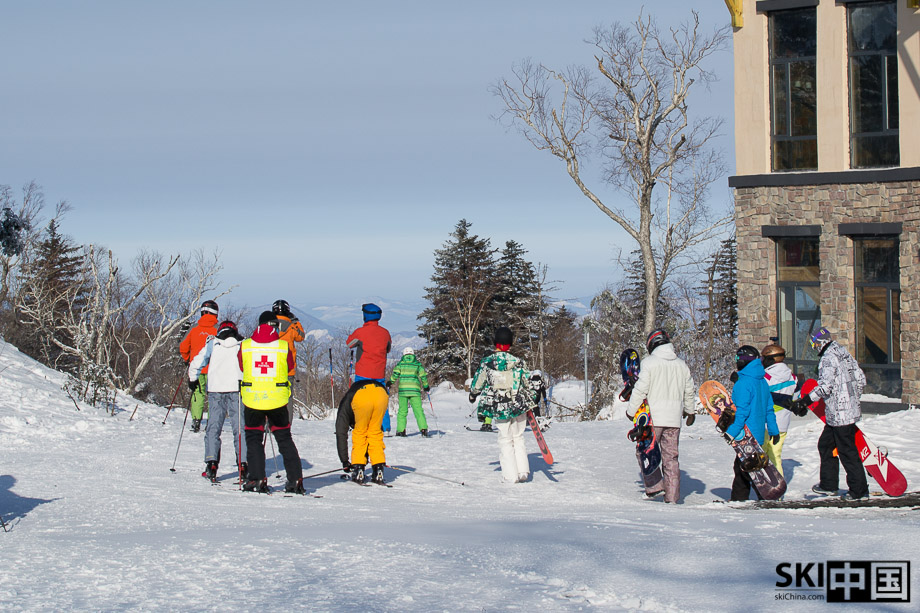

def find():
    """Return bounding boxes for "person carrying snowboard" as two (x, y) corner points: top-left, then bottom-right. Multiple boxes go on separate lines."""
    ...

(346, 303), (392, 433)
(180, 299), (219, 433)
(238, 311), (304, 494)
(389, 347), (430, 437)
(188, 320), (246, 483)
(469, 326), (535, 483)
(530, 370), (548, 417)
(725, 346), (780, 501)
(627, 328), (696, 503)
(761, 343), (795, 477)
(790, 327), (868, 500)
(272, 299), (305, 422)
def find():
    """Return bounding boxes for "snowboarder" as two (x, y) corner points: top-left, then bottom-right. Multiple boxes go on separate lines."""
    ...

(626, 328), (697, 503)
(790, 327), (869, 500)
(335, 377), (389, 484)
(238, 311), (304, 494)
(272, 299), (305, 422)
(179, 299), (219, 433)
(725, 345), (780, 501)
(761, 343), (795, 477)
(389, 347), (430, 437)
(530, 370), (548, 417)
(188, 320), (247, 483)
(469, 326), (535, 483)
(346, 303), (392, 433)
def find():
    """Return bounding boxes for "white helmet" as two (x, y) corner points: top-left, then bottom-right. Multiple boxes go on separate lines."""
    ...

(402, 346), (415, 356)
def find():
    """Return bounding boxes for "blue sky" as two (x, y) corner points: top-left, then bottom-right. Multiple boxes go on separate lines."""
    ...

(0, 1), (735, 311)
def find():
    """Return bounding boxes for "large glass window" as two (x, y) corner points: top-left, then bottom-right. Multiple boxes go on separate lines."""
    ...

(855, 237), (901, 397)
(770, 9), (817, 171)
(849, 2), (899, 168)
(776, 238), (820, 378)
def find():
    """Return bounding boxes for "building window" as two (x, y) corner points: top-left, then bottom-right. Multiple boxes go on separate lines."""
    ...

(770, 8), (817, 171)
(776, 237), (820, 378)
(848, 1), (899, 168)
(855, 237), (901, 397)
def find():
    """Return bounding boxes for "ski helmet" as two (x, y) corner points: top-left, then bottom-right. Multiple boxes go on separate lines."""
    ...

(646, 329), (670, 354)
(216, 320), (238, 339)
(493, 326), (513, 347)
(272, 299), (290, 316)
(258, 310), (279, 328)
(402, 346), (415, 356)
(619, 348), (641, 382)
(761, 343), (786, 367)
(809, 327), (832, 352)
(735, 345), (760, 371)
(200, 299), (219, 316)
(362, 303), (382, 322)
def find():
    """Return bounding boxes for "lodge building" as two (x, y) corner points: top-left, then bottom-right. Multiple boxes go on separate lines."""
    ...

(726, 0), (920, 404)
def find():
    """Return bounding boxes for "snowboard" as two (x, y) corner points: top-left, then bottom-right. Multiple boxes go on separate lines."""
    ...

(800, 379), (907, 497)
(732, 491), (920, 510)
(698, 380), (787, 501)
(619, 348), (663, 492)
(525, 409), (554, 465)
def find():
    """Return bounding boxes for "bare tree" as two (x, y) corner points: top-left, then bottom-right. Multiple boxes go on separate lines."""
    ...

(493, 10), (731, 337)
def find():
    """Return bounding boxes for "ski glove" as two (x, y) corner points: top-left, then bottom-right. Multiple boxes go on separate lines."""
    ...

(424, 386), (430, 393)
(188, 378), (199, 392)
(729, 372), (739, 384)
(684, 413), (695, 427)
(789, 395), (811, 417)
(771, 434), (781, 445)
(468, 392), (479, 404)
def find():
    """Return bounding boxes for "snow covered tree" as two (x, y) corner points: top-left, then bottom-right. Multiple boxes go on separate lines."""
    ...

(542, 305), (582, 379)
(418, 220), (499, 382)
(493, 240), (543, 363)
(493, 11), (731, 338)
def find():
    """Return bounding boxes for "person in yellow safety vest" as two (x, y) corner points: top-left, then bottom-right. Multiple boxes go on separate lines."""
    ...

(238, 311), (305, 495)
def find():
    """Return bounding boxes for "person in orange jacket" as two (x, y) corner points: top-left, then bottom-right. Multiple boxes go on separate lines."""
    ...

(180, 299), (219, 432)
(272, 299), (305, 421)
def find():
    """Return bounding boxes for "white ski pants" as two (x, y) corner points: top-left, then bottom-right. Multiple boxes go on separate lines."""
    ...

(495, 414), (529, 482)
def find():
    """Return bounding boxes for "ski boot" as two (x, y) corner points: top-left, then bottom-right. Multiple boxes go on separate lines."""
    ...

(243, 478), (270, 493)
(239, 462), (248, 482)
(202, 460), (218, 482)
(480, 423), (493, 432)
(811, 483), (837, 496)
(419, 429), (429, 438)
(351, 464), (366, 484)
(190, 419), (202, 433)
(395, 431), (407, 437)
(371, 463), (386, 485)
(285, 478), (306, 495)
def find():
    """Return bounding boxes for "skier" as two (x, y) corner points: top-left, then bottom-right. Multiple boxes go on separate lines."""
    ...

(346, 303), (392, 433)
(335, 377), (389, 484)
(469, 326), (535, 483)
(272, 299), (305, 422)
(725, 346), (780, 501)
(627, 329), (697, 503)
(238, 311), (304, 494)
(179, 299), (219, 433)
(761, 343), (795, 477)
(389, 347), (431, 437)
(790, 327), (869, 500)
(188, 320), (247, 483)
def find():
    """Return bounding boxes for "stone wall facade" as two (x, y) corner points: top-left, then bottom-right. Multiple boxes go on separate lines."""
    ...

(734, 179), (920, 403)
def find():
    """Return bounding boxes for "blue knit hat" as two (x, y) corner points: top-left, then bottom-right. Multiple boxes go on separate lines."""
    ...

(362, 303), (382, 322)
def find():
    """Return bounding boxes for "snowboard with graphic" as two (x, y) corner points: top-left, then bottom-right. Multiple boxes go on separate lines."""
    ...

(698, 380), (787, 501)
(801, 379), (907, 497)
(526, 409), (553, 465)
(619, 349), (664, 492)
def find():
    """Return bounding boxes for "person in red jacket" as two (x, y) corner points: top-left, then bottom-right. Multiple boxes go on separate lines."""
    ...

(346, 303), (392, 381)
(180, 299), (219, 432)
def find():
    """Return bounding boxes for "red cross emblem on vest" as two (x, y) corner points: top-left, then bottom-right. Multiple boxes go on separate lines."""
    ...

(254, 355), (274, 374)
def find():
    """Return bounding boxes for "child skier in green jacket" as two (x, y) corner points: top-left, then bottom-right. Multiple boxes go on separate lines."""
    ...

(389, 347), (430, 437)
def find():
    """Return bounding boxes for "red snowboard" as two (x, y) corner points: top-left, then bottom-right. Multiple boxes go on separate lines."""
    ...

(526, 409), (553, 465)
(801, 379), (907, 497)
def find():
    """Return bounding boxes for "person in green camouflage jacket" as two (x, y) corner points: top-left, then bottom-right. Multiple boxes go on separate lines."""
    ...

(469, 326), (535, 483)
(389, 347), (430, 437)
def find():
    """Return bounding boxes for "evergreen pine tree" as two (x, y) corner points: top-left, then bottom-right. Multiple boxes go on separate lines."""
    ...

(493, 240), (542, 361)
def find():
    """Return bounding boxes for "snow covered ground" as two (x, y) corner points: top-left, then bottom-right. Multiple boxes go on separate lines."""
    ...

(1, 339), (918, 612)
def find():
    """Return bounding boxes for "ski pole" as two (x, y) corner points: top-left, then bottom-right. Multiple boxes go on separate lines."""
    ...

(162, 373), (185, 425)
(237, 392), (244, 490)
(267, 418), (281, 479)
(303, 467), (347, 479)
(0, 513), (8, 532)
(348, 349), (354, 386)
(386, 465), (465, 486)
(329, 348), (335, 410)
(425, 391), (441, 438)
(169, 396), (193, 472)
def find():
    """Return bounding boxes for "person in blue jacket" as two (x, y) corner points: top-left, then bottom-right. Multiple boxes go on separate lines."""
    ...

(725, 345), (780, 501)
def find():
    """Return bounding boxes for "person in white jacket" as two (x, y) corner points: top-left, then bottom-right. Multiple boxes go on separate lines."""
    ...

(188, 320), (246, 483)
(627, 329), (697, 503)
(761, 343), (796, 477)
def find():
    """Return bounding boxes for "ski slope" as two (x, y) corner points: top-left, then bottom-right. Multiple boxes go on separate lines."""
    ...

(1, 339), (918, 612)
